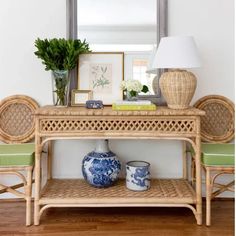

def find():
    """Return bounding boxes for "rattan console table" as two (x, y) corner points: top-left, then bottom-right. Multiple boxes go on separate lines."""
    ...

(34, 106), (205, 225)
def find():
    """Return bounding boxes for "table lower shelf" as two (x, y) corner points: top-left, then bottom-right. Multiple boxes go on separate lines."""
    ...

(39, 179), (196, 206)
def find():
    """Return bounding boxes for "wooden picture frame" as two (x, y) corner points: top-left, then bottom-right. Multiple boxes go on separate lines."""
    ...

(78, 52), (124, 105)
(71, 89), (92, 106)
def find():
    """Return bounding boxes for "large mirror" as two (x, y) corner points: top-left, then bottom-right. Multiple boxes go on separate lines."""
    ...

(73, 0), (167, 103)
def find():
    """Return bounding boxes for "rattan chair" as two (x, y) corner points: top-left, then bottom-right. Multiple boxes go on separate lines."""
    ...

(193, 95), (234, 226)
(0, 95), (39, 226)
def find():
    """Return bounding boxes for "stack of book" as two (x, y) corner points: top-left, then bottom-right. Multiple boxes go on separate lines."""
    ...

(112, 100), (156, 111)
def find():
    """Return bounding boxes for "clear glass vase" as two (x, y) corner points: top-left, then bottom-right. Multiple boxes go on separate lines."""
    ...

(51, 70), (70, 106)
(126, 91), (138, 101)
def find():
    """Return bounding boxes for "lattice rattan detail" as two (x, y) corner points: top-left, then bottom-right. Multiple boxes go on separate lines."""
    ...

(39, 179), (196, 204)
(194, 95), (234, 143)
(40, 118), (196, 134)
(0, 95), (39, 143)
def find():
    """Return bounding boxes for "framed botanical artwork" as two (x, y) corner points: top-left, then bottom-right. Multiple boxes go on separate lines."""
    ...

(71, 89), (92, 106)
(78, 52), (124, 105)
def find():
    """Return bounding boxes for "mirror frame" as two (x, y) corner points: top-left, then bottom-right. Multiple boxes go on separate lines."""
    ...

(66, 0), (168, 105)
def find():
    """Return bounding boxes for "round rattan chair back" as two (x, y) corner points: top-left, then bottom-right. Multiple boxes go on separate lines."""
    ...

(194, 95), (234, 143)
(0, 95), (39, 143)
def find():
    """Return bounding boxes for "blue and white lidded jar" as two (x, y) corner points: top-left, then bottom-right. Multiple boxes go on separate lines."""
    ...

(126, 161), (150, 191)
(82, 140), (121, 188)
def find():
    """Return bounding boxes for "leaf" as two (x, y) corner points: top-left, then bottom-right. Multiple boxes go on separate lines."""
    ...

(141, 85), (149, 93)
(130, 90), (137, 97)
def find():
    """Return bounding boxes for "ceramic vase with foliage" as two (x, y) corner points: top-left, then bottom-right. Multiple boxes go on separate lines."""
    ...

(82, 140), (121, 188)
(34, 38), (90, 106)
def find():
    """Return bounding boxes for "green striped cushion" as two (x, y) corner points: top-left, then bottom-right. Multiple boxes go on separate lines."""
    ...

(0, 143), (35, 166)
(201, 143), (234, 166)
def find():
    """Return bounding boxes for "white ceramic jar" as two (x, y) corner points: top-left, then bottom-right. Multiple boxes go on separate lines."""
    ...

(126, 161), (150, 191)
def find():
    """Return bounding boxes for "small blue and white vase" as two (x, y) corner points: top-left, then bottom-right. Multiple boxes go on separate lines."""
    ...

(82, 140), (121, 188)
(126, 161), (150, 191)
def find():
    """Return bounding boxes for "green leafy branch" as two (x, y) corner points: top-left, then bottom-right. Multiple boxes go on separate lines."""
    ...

(34, 38), (90, 71)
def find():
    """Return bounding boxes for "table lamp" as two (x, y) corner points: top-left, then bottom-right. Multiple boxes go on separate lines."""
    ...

(152, 36), (201, 109)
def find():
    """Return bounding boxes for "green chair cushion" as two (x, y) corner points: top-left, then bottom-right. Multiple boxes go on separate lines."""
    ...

(0, 143), (35, 166)
(201, 143), (234, 166)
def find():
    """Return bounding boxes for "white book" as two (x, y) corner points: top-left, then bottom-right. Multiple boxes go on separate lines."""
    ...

(114, 100), (152, 105)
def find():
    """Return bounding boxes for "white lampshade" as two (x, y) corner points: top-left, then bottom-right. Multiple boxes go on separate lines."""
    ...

(152, 36), (201, 69)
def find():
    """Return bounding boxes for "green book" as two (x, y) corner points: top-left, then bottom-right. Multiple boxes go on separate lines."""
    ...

(112, 104), (157, 111)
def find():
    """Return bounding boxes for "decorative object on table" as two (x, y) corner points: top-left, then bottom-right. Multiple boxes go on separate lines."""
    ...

(86, 100), (103, 109)
(121, 80), (149, 101)
(34, 38), (90, 106)
(152, 36), (201, 109)
(82, 140), (121, 188)
(71, 89), (92, 106)
(112, 100), (156, 111)
(51, 70), (69, 106)
(78, 52), (124, 105)
(126, 161), (150, 191)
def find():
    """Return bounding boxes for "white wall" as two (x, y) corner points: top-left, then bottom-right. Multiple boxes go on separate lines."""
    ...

(0, 0), (234, 198)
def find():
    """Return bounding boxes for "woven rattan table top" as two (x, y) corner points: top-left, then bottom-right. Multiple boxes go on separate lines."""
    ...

(35, 106), (205, 116)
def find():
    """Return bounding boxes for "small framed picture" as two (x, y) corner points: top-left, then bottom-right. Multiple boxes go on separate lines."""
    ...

(71, 89), (92, 106)
(78, 52), (124, 105)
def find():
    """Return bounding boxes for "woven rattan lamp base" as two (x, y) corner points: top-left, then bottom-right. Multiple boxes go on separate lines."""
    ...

(159, 70), (197, 109)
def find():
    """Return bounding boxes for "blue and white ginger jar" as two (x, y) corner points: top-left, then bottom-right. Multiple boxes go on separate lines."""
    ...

(82, 140), (121, 188)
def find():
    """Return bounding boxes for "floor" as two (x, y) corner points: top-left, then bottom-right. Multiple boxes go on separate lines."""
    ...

(0, 200), (234, 236)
